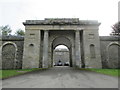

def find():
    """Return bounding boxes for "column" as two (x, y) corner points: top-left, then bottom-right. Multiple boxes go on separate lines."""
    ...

(42, 30), (49, 68)
(75, 30), (81, 68)
(72, 44), (75, 67)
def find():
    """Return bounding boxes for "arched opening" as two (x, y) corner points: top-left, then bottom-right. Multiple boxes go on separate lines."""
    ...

(53, 45), (70, 67)
(2, 43), (16, 69)
(51, 36), (72, 67)
(90, 44), (96, 58)
(107, 43), (120, 68)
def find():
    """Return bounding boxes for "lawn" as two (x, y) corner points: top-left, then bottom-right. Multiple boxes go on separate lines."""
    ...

(1, 68), (119, 79)
(85, 69), (120, 77)
(0, 68), (45, 79)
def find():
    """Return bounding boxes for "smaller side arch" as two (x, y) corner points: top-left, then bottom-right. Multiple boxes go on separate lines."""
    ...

(0, 42), (18, 69)
(107, 42), (120, 48)
(0, 42), (18, 51)
(106, 42), (120, 68)
(106, 42), (120, 60)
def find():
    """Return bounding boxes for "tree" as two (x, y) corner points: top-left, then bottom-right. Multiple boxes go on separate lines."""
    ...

(0, 25), (12, 36)
(110, 21), (120, 36)
(15, 29), (25, 36)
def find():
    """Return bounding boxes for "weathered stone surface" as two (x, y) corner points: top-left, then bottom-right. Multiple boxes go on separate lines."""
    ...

(23, 18), (102, 69)
(22, 30), (41, 69)
(42, 30), (49, 68)
(2, 36), (24, 41)
(75, 30), (81, 68)
(1, 18), (120, 69)
(83, 29), (102, 68)
(100, 36), (120, 68)
(1, 36), (24, 69)
(23, 18), (100, 25)
(2, 44), (15, 69)
(1, 35), (120, 69)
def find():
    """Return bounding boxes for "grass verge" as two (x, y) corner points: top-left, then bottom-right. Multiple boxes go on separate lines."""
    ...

(83, 69), (120, 77)
(0, 68), (46, 79)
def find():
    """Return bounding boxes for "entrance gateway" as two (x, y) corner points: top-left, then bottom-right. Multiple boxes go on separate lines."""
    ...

(22, 18), (102, 69)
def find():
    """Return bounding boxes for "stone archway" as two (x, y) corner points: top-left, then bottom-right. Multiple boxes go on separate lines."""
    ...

(107, 42), (120, 68)
(22, 18), (102, 69)
(51, 36), (73, 67)
(1, 42), (17, 69)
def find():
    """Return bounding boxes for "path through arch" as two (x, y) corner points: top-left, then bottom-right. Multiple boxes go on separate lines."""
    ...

(51, 36), (73, 67)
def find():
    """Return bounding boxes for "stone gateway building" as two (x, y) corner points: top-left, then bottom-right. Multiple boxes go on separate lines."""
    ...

(0, 18), (120, 69)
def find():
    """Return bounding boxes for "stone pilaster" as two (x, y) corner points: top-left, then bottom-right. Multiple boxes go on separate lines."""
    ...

(22, 30), (41, 69)
(75, 30), (81, 68)
(42, 30), (49, 68)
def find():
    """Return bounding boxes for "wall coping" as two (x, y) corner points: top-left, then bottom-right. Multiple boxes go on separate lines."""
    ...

(1, 36), (120, 41)
(1, 36), (24, 41)
(100, 36), (120, 41)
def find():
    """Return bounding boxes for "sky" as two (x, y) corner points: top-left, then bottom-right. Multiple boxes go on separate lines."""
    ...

(0, 0), (119, 36)
(55, 45), (69, 50)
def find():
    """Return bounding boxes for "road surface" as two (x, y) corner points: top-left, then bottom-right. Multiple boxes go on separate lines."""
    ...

(2, 67), (119, 88)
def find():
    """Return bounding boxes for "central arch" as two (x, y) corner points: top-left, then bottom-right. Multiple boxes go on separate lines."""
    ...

(53, 45), (70, 66)
(51, 36), (73, 67)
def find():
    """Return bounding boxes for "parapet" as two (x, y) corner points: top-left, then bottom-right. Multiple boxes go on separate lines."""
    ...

(23, 18), (100, 25)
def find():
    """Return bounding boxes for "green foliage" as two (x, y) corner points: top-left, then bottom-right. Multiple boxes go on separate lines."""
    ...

(15, 29), (25, 36)
(111, 22), (120, 36)
(85, 69), (120, 77)
(0, 25), (12, 36)
(0, 68), (45, 79)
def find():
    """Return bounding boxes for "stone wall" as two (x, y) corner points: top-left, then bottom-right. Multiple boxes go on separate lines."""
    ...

(0, 35), (120, 69)
(0, 36), (24, 69)
(100, 36), (120, 68)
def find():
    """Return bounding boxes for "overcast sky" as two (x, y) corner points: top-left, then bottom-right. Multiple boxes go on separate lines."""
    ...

(0, 0), (119, 36)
